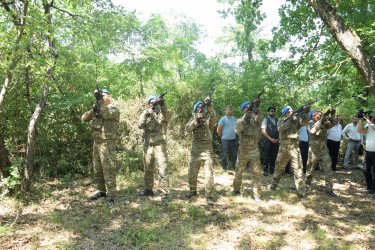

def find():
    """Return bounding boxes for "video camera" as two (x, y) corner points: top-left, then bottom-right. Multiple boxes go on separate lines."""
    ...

(357, 109), (372, 119)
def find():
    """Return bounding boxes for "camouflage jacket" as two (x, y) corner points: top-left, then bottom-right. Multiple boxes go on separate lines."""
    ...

(307, 116), (335, 145)
(185, 106), (218, 144)
(139, 104), (171, 144)
(234, 106), (263, 146)
(278, 107), (310, 141)
(81, 100), (120, 141)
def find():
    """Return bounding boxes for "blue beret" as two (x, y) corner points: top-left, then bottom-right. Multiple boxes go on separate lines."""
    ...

(194, 101), (203, 112)
(241, 102), (251, 112)
(309, 110), (316, 119)
(101, 89), (110, 95)
(282, 106), (292, 116)
(147, 94), (158, 104)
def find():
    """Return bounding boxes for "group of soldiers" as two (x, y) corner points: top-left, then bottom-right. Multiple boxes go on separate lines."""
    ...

(81, 88), (337, 207)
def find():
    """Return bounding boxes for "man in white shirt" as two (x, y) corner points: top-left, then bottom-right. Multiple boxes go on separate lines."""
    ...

(327, 115), (342, 171)
(358, 115), (375, 195)
(342, 116), (361, 170)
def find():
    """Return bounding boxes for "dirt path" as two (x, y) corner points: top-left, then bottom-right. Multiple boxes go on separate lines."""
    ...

(1, 167), (374, 249)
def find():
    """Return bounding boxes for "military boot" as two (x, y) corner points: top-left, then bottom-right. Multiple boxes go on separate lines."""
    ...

(90, 192), (106, 201)
(207, 197), (214, 206)
(138, 190), (154, 196)
(231, 190), (240, 196)
(107, 199), (115, 207)
(186, 191), (197, 198)
(327, 190), (337, 197)
(161, 196), (168, 206)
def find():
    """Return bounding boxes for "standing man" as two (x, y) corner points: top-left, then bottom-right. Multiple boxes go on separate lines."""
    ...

(82, 89), (120, 207)
(138, 94), (171, 206)
(299, 125), (309, 173)
(232, 100), (263, 203)
(271, 105), (310, 199)
(327, 115), (342, 171)
(305, 110), (336, 197)
(261, 107), (279, 176)
(186, 97), (218, 206)
(217, 105), (238, 171)
(358, 115), (375, 195)
(342, 116), (362, 170)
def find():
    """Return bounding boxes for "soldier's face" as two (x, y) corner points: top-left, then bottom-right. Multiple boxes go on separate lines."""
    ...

(225, 108), (232, 116)
(312, 112), (322, 122)
(286, 109), (293, 117)
(149, 99), (156, 107)
(268, 109), (275, 117)
(103, 93), (110, 102)
(242, 104), (250, 114)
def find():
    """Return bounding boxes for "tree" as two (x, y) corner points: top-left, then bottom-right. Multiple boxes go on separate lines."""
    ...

(307, 0), (375, 96)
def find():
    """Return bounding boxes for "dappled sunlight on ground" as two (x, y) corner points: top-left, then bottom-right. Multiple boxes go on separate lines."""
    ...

(0, 165), (374, 249)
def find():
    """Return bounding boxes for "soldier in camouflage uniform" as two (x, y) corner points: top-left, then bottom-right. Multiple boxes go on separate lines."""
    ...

(306, 109), (337, 196)
(138, 94), (171, 206)
(232, 99), (263, 203)
(186, 97), (218, 206)
(271, 105), (310, 199)
(81, 89), (120, 207)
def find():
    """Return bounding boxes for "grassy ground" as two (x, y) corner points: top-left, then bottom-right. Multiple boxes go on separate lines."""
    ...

(1, 165), (374, 249)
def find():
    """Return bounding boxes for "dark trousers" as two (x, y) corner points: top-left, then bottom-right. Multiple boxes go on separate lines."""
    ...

(327, 139), (340, 171)
(221, 139), (238, 170)
(299, 141), (309, 173)
(263, 139), (279, 174)
(364, 151), (375, 191)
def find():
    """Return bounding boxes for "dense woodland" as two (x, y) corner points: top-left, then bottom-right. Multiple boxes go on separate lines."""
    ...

(0, 0), (375, 248)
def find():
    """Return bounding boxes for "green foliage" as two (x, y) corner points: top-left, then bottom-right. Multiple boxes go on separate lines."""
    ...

(1, 0), (374, 197)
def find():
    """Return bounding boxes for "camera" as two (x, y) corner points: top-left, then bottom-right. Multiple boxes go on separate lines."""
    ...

(357, 109), (372, 119)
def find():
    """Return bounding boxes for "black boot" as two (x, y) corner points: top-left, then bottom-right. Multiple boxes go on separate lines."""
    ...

(186, 191), (197, 198)
(90, 192), (106, 201)
(138, 190), (154, 196)
(107, 199), (115, 207)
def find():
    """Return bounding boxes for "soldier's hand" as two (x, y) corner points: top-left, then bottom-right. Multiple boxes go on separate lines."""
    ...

(196, 112), (204, 119)
(254, 98), (260, 107)
(145, 109), (153, 117)
(303, 105), (310, 110)
(94, 89), (103, 100)
(204, 97), (211, 107)
(158, 97), (164, 106)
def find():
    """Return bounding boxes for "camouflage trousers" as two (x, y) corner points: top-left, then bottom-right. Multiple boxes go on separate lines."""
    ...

(188, 142), (214, 197)
(272, 139), (306, 196)
(93, 139), (117, 199)
(233, 145), (261, 197)
(306, 143), (333, 190)
(143, 141), (169, 195)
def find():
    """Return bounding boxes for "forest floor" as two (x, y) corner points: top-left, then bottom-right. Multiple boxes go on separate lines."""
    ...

(1, 164), (374, 249)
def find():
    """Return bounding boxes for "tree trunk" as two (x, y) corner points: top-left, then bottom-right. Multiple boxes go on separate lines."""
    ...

(23, 0), (57, 194)
(307, 0), (375, 96)
(23, 82), (49, 192)
(0, 133), (12, 179)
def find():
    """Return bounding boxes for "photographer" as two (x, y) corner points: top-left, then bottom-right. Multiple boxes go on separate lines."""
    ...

(358, 115), (375, 195)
